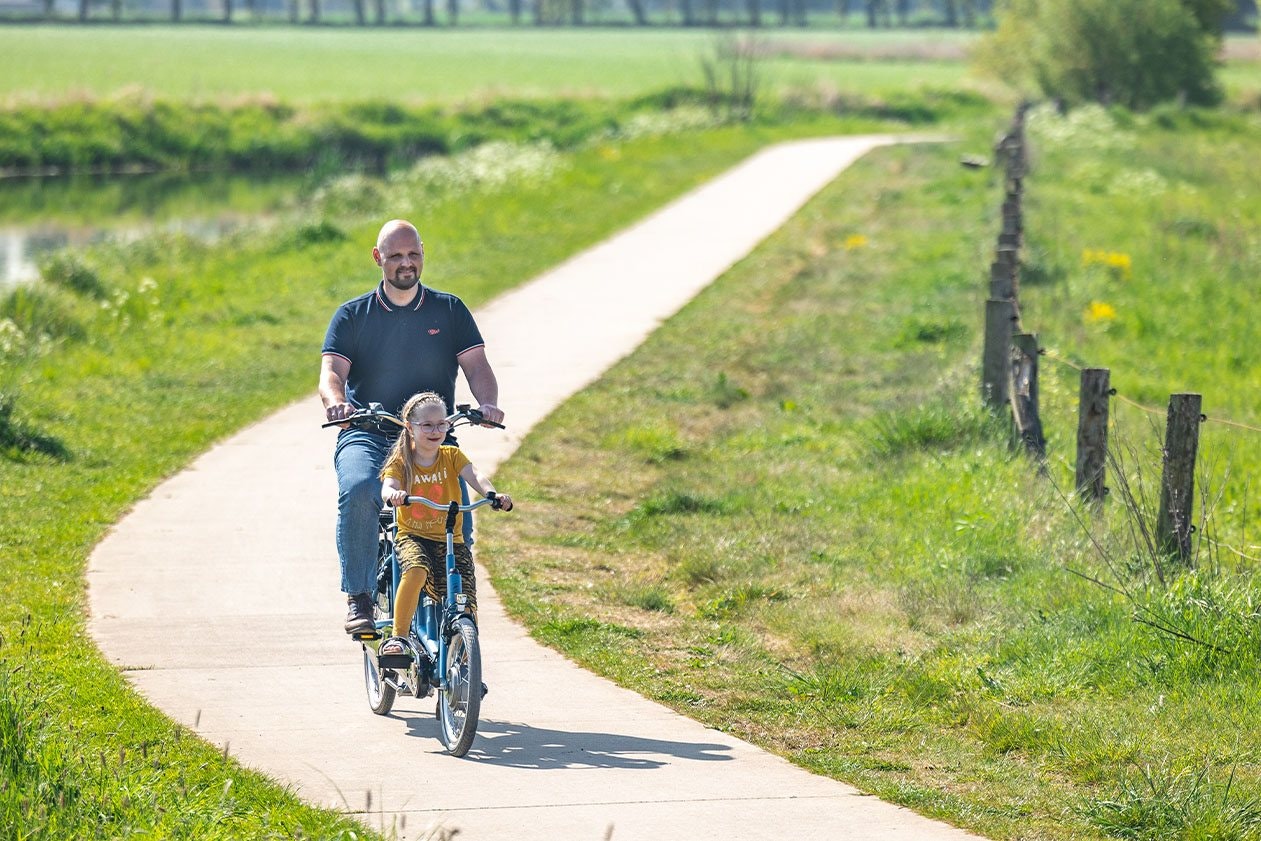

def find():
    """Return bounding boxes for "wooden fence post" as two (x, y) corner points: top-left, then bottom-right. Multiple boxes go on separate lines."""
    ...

(1156, 393), (1203, 563)
(982, 299), (1015, 409)
(1010, 333), (1045, 459)
(1075, 368), (1110, 502)
(990, 259), (1016, 301)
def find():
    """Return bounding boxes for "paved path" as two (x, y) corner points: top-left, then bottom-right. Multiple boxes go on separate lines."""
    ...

(88, 135), (983, 841)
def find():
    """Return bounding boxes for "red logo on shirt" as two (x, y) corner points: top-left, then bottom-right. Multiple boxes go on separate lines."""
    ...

(428, 328), (440, 335)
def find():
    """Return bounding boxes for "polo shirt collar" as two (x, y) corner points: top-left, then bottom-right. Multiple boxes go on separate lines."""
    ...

(373, 281), (426, 312)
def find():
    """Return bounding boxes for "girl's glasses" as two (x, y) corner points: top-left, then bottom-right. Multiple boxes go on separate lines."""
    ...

(409, 421), (450, 434)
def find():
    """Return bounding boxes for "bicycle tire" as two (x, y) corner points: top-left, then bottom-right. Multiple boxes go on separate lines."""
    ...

(437, 616), (481, 756)
(363, 645), (396, 715)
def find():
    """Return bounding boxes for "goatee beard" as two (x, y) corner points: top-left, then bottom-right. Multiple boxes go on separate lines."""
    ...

(386, 273), (419, 291)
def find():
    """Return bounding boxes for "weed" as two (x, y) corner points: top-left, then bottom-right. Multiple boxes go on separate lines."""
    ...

(1084, 758), (1261, 840)
(0, 393), (70, 462)
(865, 398), (1003, 458)
(37, 253), (108, 300)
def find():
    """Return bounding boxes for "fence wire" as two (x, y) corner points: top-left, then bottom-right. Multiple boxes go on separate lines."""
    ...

(1038, 347), (1261, 437)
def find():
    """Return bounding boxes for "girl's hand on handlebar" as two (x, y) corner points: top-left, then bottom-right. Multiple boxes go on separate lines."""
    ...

(487, 491), (513, 512)
(383, 488), (409, 507)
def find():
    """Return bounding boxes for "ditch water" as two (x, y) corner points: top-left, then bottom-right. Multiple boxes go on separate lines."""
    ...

(0, 169), (308, 289)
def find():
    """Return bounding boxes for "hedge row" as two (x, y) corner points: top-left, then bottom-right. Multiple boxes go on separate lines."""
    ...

(0, 94), (665, 174)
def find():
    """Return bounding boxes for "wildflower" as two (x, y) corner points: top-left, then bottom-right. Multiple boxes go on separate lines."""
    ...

(843, 234), (868, 251)
(1081, 248), (1132, 281)
(1084, 300), (1117, 323)
(0, 319), (24, 355)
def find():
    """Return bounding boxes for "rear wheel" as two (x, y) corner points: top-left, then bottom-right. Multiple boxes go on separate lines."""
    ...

(437, 616), (481, 756)
(363, 645), (396, 715)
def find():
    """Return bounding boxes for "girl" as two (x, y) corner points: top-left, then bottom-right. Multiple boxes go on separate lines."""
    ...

(378, 391), (513, 657)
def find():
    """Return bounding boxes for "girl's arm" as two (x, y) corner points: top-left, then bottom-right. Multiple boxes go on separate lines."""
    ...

(381, 477), (408, 507)
(460, 463), (513, 511)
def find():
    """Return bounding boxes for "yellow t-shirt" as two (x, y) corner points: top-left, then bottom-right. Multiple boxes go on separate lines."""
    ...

(383, 446), (472, 542)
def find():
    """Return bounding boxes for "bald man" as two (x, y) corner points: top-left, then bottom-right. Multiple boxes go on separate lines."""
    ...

(320, 220), (504, 635)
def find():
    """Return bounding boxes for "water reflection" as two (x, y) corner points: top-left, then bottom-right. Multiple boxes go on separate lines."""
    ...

(0, 170), (306, 288)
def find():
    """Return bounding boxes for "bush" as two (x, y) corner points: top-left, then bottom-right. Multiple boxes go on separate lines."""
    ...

(976, 0), (1224, 110)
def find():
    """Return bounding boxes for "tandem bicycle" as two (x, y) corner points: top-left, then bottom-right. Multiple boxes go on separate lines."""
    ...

(322, 402), (507, 756)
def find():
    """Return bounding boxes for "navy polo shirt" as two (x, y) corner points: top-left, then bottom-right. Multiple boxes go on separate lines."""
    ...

(322, 282), (484, 418)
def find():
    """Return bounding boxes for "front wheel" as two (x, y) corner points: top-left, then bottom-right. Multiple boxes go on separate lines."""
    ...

(363, 645), (396, 715)
(437, 616), (481, 756)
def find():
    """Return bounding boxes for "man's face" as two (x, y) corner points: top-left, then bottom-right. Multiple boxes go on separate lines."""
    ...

(374, 229), (424, 291)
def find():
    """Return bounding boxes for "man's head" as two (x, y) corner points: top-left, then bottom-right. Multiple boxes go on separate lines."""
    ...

(373, 220), (424, 292)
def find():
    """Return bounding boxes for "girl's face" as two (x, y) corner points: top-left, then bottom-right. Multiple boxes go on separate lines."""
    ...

(406, 403), (449, 456)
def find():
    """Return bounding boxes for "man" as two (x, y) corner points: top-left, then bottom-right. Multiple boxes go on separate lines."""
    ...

(320, 219), (504, 634)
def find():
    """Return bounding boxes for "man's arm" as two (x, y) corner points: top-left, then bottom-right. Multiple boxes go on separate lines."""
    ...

(319, 354), (357, 424)
(457, 346), (503, 425)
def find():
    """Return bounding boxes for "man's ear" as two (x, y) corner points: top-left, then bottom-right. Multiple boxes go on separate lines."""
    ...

(372, 247), (383, 267)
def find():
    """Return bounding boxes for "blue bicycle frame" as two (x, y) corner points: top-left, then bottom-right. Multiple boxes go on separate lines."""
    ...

(389, 495), (493, 684)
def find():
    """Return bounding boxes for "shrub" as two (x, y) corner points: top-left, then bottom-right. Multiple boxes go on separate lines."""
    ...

(975, 0), (1225, 110)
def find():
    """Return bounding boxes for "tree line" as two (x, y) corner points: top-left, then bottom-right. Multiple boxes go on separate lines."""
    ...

(8, 0), (1256, 31)
(4, 0), (999, 27)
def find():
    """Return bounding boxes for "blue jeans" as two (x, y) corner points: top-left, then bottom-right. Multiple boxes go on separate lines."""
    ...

(334, 429), (473, 597)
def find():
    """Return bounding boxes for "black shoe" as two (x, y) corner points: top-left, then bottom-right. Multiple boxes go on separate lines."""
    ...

(344, 593), (375, 635)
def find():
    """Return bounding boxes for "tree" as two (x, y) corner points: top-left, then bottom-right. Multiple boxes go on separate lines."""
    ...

(975, 0), (1224, 109)
(625, 0), (648, 24)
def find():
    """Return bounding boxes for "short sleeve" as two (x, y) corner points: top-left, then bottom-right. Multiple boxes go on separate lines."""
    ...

(451, 299), (484, 355)
(322, 304), (355, 361)
(381, 460), (404, 484)
(447, 447), (471, 475)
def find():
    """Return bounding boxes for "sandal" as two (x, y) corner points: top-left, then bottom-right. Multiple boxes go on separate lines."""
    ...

(379, 636), (408, 657)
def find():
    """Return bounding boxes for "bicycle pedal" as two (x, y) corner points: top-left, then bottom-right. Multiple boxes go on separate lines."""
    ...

(352, 631), (381, 641)
(377, 653), (413, 669)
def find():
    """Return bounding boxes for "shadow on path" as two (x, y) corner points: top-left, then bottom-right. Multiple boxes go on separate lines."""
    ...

(393, 713), (733, 769)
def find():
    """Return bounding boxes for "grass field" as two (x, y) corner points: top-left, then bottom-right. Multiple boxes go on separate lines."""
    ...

(0, 25), (976, 103)
(480, 105), (1261, 839)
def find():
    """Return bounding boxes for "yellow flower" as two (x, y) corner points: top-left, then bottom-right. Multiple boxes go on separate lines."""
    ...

(1084, 300), (1117, 323)
(843, 234), (868, 251)
(1081, 248), (1132, 280)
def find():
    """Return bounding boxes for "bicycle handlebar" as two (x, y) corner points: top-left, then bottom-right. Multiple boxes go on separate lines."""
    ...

(321, 402), (505, 431)
(404, 496), (498, 513)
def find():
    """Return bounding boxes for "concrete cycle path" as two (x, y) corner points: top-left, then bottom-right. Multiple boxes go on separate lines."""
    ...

(88, 135), (984, 841)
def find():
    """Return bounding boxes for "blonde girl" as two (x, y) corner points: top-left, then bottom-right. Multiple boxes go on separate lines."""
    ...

(378, 391), (513, 657)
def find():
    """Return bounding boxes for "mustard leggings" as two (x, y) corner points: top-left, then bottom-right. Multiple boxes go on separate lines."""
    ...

(392, 534), (477, 638)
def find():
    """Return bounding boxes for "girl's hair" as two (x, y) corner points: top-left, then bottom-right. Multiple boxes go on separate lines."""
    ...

(380, 391), (448, 491)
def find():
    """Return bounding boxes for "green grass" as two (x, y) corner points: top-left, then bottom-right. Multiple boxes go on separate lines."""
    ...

(0, 25), (975, 103)
(0, 103), (973, 837)
(480, 106), (1261, 840)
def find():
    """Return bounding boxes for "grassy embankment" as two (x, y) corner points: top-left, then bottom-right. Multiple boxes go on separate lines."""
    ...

(481, 105), (1261, 840)
(0, 83), (986, 835)
(0, 87), (976, 177)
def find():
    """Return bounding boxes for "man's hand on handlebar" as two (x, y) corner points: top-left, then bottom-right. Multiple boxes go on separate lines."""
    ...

(474, 403), (504, 426)
(324, 401), (358, 428)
